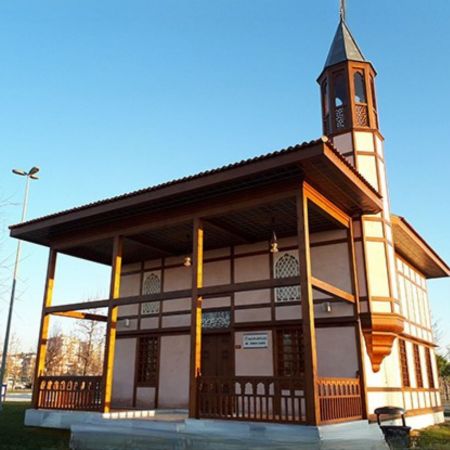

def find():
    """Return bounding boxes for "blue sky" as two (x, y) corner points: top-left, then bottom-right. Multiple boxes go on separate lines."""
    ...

(0, 0), (449, 352)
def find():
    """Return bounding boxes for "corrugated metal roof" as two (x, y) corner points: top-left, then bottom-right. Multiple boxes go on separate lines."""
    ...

(10, 136), (378, 230)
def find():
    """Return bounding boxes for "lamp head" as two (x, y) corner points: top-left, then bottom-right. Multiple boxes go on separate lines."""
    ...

(183, 256), (192, 267)
(270, 230), (279, 254)
(12, 169), (26, 176)
(28, 166), (40, 176)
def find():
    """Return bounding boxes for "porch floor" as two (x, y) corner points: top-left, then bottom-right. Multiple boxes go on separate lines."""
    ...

(25, 408), (389, 450)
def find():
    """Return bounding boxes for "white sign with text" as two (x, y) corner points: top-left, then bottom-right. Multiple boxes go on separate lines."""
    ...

(243, 333), (268, 349)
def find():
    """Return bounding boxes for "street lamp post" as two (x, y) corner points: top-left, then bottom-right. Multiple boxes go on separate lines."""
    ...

(0, 166), (39, 411)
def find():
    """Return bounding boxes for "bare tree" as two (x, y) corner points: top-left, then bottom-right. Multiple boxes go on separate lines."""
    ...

(75, 310), (105, 376)
(0, 332), (23, 387)
(45, 327), (64, 375)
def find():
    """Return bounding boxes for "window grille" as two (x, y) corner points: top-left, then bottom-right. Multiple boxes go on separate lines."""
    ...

(355, 104), (369, 127)
(399, 339), (410, 387)
(141, 301), (160, 315)
(335, 106), (346, 129)
(275, 254), (300, 303)
(202, 310), (231, 329)
(426, 348), (435, 389)
(276, 328), (304, 377)
(137, 336), (159, 386)
(413, 344), (423, 388)
(141, 273), (161, 315)
(333, 71), (348, 130)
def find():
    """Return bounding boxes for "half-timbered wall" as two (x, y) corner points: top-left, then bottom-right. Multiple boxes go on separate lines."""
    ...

(362, 252), (442, 426)
(111, 230), (358, 409)
(396, 256), (433, 343)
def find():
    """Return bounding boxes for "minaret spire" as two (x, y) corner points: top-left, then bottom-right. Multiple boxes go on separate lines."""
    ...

(339, 0), (346, 22)
(317, 5), (403, 374)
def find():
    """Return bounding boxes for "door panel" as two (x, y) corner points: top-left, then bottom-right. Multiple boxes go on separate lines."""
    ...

(201, 333), (233, 377)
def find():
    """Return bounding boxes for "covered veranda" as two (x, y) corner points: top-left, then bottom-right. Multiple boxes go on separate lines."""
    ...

(10, 137), (383, 426)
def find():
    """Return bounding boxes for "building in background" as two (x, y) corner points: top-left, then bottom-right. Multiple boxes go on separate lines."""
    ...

(4, 352), (36, 388)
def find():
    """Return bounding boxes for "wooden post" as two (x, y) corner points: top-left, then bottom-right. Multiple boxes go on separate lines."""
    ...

(348, 221), (368, 419)
(32, 249), (57, 408)
(188, 218), (204, 418)
(102, 235), (123, 412)
(296, 182), (320, 425)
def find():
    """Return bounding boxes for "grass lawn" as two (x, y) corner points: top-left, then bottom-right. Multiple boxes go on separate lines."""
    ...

(0, 402), (70, 450)
(410, 421), (450, 449)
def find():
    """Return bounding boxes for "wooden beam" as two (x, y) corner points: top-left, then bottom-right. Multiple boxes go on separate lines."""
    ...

(52, 180), (299, 250)
(46, 299), (111, 314)
(348, 221), (368, 419)
(102, 235), (123, 413)
(189, 218), (203, 418)
(297, 182), (320, 425)
(203, 219), (252, 244)
(199, 277), (301, 297)
(125, 235), (174, 257)
(44, 278), (302, 315)
(304, 182), (350, 228)
(32, 249), (57, 408)
(51, 311), (107, 322)
(311, 276), (355, 303)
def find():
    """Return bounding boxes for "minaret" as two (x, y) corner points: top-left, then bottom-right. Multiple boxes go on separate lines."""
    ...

(318, 10), (403, 372)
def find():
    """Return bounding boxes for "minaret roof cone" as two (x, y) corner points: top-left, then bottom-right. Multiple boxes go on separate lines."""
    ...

(324, 19), (366, 68)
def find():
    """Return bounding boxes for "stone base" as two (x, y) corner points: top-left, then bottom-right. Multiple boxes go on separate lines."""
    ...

(24, 408), (187, 429)
(25, 409), (389, 450)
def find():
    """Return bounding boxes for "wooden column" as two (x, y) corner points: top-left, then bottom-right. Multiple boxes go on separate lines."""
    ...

(102, 235), (123, 413)
(296, 182), (320, 425)
(32, 249), (57, 408)
(348, 221), (368, 419)
(188, 218), (204, 418)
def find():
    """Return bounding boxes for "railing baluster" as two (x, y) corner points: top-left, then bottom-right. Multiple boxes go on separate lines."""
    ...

(197, 376), (305, 423)
(317, 377), (362, 424)
(36, 376), (103, 411)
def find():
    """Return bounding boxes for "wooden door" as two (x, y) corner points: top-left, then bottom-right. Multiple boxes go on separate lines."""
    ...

(201, 333), (233, 377)
(200, 333), (234, 417)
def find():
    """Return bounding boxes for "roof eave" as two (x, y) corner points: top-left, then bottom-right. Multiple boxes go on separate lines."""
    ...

(391, 214), (450, 279)
(9, 138), (382, 246)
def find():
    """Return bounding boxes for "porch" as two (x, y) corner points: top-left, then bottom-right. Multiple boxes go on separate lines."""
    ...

(35, 374), (363, 425)
(11, 139), (383, 427)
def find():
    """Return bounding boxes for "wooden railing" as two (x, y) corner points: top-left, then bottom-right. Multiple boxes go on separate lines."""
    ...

(199, 376), (362, 424)
(198, 376), (306, 423)
(318, 377), (362, 423)
(36, 376), (103, 411)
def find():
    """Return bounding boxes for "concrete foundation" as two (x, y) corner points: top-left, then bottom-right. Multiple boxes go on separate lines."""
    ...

(25, 409), (389, 450)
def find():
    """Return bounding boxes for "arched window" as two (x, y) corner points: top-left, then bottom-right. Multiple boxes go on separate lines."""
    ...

(333, 71), (348, 129)
(143, 273), (161, 295)
(370, 75), (378, 128)
(354, 71), (369, 127)
(354, 71), (367, 103)
(141, 273), (161, 315)
(370, 76), (377, 110)
(321, 80), (329, 115)
(321, 80), (330, 134)
(333, 72), (348, 107)
(275, 254), (300, 303)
